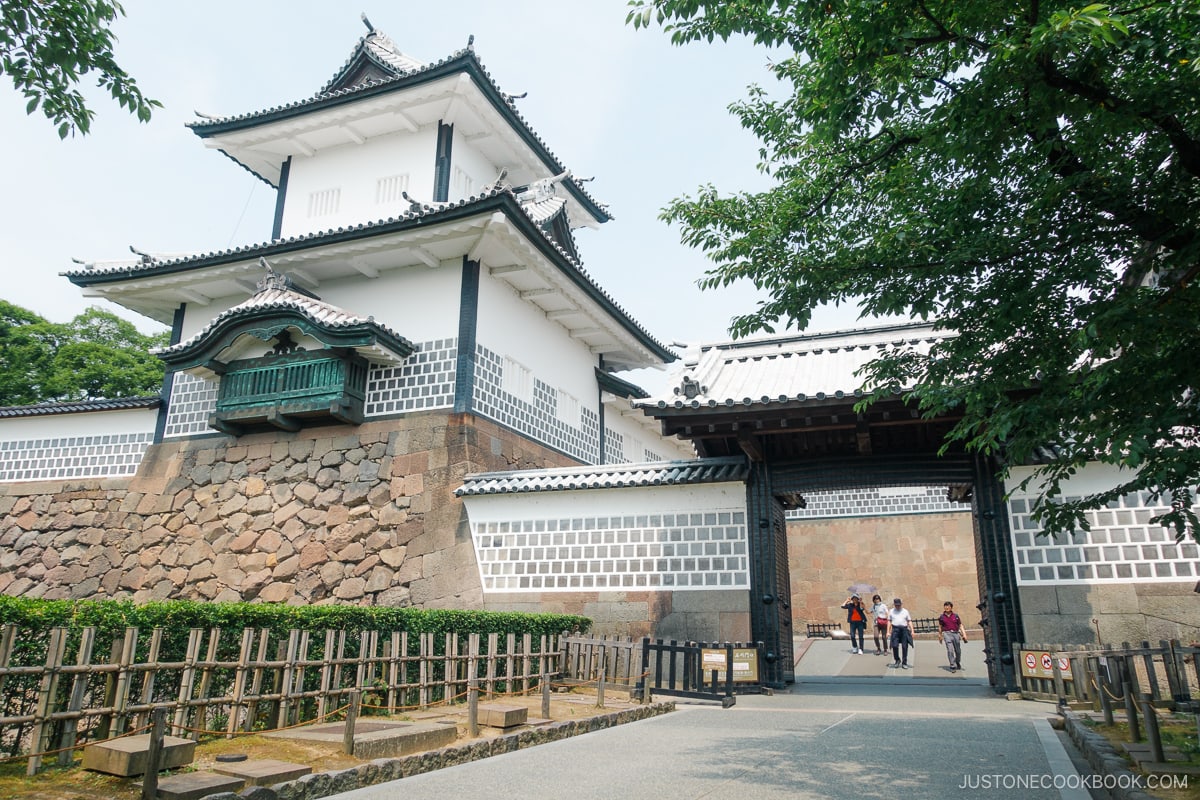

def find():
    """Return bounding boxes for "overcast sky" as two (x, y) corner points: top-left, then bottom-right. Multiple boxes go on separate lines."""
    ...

(0, 2), (870, 385)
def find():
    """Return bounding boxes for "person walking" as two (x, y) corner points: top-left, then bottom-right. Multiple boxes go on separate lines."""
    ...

(938, 601), (967, 672)
(870, 594), (889, 654)
(886, 597), (914, 669)
(841, 594), (868, 654)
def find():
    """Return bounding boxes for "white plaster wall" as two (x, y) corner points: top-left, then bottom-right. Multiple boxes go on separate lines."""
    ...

(603, 406), (693, 462)
(464, 481), (750, 594)
(179, 297), (239, 343)
(279, 128), (439, 237)
(0, 408), (157, 441)
(475, 269), (598, 406)
(320, 265), (462, 345)
(1007, 463), (1129, 499)
(448, 136), (498, 202)
(1006, 461), (1199, 587)
(176, 265), (461, 358)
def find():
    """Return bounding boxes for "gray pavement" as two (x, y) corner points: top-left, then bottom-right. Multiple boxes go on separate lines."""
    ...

(336, 640), (1100, 800)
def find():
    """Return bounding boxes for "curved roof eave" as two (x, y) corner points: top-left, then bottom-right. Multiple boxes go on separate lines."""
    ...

(64, 192), (675, 365)
(187, 51), (610, 224)
(0, 396), (162, 418)
(455, 456), (749, 496)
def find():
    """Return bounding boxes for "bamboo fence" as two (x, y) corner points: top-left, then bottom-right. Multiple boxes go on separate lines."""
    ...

(0, 625), (562, 775)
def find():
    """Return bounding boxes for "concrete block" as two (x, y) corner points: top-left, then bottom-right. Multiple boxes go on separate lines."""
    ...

(478, 703), (528, 728)
(81, 734), (196, 776)
(154, 772), (244, 800)
(212, 758), (311, 786)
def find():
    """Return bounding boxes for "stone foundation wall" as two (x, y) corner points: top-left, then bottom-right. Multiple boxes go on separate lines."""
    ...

(787, 512), (980, 629)
(1019, 582), (1200, 645)
(0, 413), (573, 607)
(0, 412), (748, 642)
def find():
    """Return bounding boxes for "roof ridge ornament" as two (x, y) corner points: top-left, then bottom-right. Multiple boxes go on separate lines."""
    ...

(516, 170), (571, 204)
(257, 257), (293, 293)
(674, 375), (707, 400)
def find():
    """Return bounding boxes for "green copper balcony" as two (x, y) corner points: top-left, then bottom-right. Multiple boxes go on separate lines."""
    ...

(209, 350), (369, 435)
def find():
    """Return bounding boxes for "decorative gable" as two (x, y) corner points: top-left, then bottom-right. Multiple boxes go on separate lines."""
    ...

(156, 264), (416, 435)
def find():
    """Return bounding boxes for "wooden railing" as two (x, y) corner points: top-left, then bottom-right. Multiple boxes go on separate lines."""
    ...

(558, 635), (640, 693)
(1014, 640), (1200, 709)
(0, 625), (562, 775)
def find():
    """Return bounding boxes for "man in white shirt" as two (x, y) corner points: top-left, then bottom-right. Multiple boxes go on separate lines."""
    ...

(886, 597), (914, 669)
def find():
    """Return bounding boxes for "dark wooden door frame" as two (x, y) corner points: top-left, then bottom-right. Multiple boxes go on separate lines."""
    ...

(747, 452), (1023, 691)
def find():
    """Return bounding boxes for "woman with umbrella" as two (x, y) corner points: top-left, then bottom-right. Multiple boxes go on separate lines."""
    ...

(841, 592), (869, 654)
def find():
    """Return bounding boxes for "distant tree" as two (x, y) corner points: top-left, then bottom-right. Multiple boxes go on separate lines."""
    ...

(629, 1), (1200, 541)
(0, 302), (167, 405)
(0, 0), (160, 137)
(0, 301), (63, 405)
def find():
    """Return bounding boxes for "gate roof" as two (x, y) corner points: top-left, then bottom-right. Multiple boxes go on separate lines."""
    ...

(636, 322), (963, 460)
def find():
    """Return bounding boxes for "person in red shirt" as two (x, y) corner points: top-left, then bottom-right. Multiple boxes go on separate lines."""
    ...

(841, 594), (868, 654)
(938, 601), (967, 672)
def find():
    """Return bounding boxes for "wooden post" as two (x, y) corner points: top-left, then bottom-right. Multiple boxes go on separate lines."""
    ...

(112, 627), (140, 736)
(276, 630), (300, 729)
(141, 707), (167, 800)
(56, 627), (97, 767)
(97, 638), (124, 741)
(172, 629), (203, 737)
(134, 629), (164, 733)
(505, 633), (516, 695)
(1140, 692), (1164, 763)
(1120, 656), (1141, 742)
(541, 670), (551, 719)
(468, 633), (479, 737)
(226, 628), (255, 738)
(342, 690), (360, 756)
(1097, 656), (1115, 726)
(191, 628), (221, 739)
(1050, 644), (1067, 707)
(243, 629), (270, 733)
(386, 631), (402, 712)
(486, 632), (498, 698)
(596, 664), (606, 709)
(26, 628), (68, 776)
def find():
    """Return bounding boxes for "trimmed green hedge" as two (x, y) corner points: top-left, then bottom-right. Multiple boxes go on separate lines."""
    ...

(0, 596), (589, 637)
(0, 597), (590, 665)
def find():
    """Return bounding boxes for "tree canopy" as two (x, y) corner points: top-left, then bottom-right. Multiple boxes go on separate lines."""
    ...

(0, 302), (167, 405)
(0, 0), (159, 137)
(629, 1), (1200, 540)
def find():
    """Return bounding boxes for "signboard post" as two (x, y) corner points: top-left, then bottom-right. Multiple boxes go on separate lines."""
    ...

(700, 647), (760, 685)
(1018, 650), (1073, 682)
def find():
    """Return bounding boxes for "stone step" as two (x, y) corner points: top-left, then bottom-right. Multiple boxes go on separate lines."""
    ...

(82, 734), (196, 777)
(212, 758), (312, 786)
(152, 772), (244, 800)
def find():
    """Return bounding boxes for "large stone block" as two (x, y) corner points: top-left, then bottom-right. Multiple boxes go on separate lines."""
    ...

(81, 734), (196, 776)
(478, 703), (527, 729)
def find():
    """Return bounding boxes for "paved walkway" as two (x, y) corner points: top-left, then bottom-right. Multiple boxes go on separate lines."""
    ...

(794, 635), (991, 684)
(335, 640), (1097, 800)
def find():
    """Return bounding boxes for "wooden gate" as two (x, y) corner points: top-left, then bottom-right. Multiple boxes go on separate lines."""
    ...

(639, 639), (765, 707)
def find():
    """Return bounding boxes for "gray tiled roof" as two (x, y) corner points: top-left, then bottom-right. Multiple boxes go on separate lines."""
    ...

(0, 396), (161, 418)
(64, 190), (674, 365)
(187, 40), (608, 221)
(640, 322), (952, 411)
(455, 457), (748, 496)
(155, 283), (413, 362)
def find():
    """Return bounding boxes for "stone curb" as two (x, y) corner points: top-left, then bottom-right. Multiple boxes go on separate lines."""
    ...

(196, 702), (675, 800)
(1060, 709), (1157, 800)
